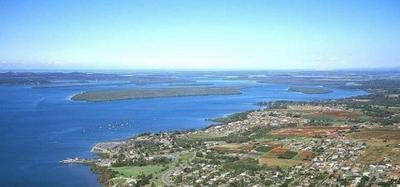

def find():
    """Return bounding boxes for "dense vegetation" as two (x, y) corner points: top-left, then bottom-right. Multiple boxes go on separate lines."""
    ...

(277, 151), (298, 159)
(209, 110), (254, 124)
(224, 158), (263, 172)
(91, 164), (117, 185)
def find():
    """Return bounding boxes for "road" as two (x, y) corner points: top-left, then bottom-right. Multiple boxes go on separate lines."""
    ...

(161, 168), (176, 186)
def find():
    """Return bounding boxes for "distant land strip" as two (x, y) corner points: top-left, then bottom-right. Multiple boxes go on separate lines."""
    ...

(168, 83), (213, 87)
(71, 87), (242, 102)
(288, 86), (333, 94)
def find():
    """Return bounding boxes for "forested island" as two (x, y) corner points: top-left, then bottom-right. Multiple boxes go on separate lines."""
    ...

(71, 87), (242, 102)
(288, 86), (333, 94)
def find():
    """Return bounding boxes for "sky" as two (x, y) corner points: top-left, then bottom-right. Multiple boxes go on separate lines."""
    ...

(0, 0), (399, 70)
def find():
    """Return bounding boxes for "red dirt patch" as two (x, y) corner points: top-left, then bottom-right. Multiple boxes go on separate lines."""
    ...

(299, 150), (315, 160)
(270, 147), (289, 155)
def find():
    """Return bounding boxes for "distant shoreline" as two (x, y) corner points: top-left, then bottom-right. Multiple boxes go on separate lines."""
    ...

(168, 83), (213, 87)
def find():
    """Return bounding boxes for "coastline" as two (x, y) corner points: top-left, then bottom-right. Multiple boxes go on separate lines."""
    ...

(58, 85), (370, 186)
(84, 91), (369, 186)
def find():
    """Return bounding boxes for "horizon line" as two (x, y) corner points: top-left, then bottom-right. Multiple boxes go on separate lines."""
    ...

(1, 66), (400, 73)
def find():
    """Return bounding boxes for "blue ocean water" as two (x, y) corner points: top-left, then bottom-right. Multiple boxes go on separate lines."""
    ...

(0, 79), (366, 187)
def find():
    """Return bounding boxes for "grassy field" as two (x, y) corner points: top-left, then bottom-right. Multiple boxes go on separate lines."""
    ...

(111, 153), (197, 186)
(179, 153), (193, 161)
(212, 143), (246, 153)
(254, 134), (286, 141)
(270, 126), (348, 137)
(112, 164), (168, 177)
(347, 128), (400, 164)
(303, 110), (364, 124)
(349, 128), (400, 140)
(304, 113), (339, 122)
(258, 156), (305, 169)
(72, 87), (242, 102)
(186, 132), (223, 140)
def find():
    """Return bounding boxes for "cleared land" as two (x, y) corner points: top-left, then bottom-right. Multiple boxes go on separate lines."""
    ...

(259, 156), (305, 169)
(303, 110), (364, 125)
(186, 132), (223, 140)
(347, 128), (400, 164)
(71, 87), (242, 102)
(271, 126), (349, 137)
(307, 111), (361, 120)
(288, 87), (333, 94)
(211, 143), (247, 153)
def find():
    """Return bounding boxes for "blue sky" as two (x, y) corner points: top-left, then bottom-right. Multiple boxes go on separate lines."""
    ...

(0, 0), (399, 70)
